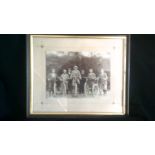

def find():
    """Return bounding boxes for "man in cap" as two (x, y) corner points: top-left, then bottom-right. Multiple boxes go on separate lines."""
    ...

(70, 66), (81, 95)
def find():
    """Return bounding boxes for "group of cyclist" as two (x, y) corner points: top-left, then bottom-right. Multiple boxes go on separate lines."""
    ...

(47, 65), (108, 96)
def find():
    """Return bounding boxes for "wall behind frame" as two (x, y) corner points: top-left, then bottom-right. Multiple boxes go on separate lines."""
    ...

(0, 34), (155, 120)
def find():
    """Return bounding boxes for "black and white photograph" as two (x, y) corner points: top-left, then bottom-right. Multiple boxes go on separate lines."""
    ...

(29, 35), (127, 115)
(46, 51), (110, 97)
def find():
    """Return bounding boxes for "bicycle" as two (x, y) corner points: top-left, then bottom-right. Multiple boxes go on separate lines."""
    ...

(84, 78), (99, 96)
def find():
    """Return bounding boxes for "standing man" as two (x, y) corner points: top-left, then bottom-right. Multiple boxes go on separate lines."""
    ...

(79, 69), (87, 95)
(98, 69), (108, 94)
(70, 66), (81, 95)
(47, 68), (57, 96)
(87, 68), (96, 94)
(60, 69), (69, 95)
(67, 68), (72, 94)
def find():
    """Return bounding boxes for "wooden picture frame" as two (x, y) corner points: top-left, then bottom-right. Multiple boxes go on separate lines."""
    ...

(27, 34), (130, 118)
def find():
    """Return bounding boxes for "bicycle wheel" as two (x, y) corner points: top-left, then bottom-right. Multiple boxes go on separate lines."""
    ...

(92, 85), (99, 96)
(84, 83), (89, 96)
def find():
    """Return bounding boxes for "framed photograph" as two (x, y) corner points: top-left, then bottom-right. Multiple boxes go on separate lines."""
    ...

(27, 34), (130, 117)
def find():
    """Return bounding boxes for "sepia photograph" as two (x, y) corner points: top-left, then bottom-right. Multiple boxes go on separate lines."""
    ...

(28, 35), (128, 115)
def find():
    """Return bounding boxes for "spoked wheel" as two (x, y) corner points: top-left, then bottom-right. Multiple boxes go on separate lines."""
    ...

(84, 83), (90, 96)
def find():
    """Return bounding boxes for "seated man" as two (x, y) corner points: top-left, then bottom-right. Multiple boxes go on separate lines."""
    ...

(98, 69), (108, 94)
(47, 68), (57, 96)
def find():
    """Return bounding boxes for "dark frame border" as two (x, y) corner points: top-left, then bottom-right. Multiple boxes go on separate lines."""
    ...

(26, 34), (130, 120)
